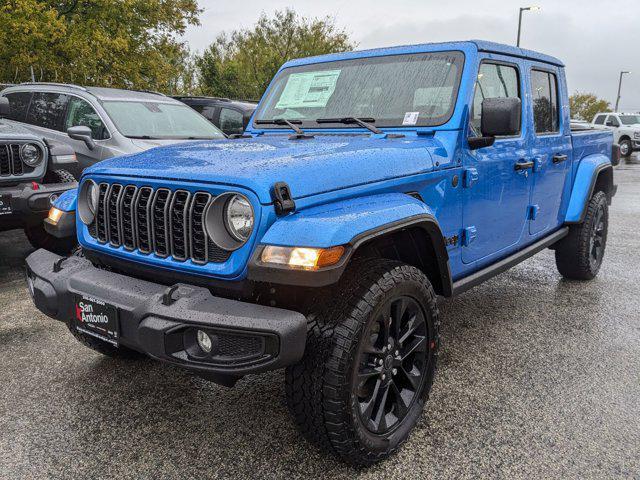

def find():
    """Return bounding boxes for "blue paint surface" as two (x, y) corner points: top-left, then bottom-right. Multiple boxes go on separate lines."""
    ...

(53, 189), (77, 212)
(72, 40), (612, 288)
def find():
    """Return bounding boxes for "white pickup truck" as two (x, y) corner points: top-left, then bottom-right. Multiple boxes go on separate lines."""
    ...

(591, 112), (640, 157)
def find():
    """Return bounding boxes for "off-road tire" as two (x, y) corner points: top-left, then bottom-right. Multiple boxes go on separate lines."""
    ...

(555, 190), (609, 280)
(619, 138), (632, 158)
(24, 224), (76, 255)
(67, 322), (146, 359)
(285, 259), (440, 466)
(43, 169), (76, 184)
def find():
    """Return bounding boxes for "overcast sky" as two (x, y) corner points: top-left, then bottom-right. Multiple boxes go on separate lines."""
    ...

(184, 0), (640, 112)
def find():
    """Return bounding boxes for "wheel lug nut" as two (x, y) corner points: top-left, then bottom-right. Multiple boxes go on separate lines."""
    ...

(387, 343), (392, 350)
(378, 359), (383, 366)
(395, 350), (399, 356)
(392, 368), (397, 376)
(381, 373), (386, 380)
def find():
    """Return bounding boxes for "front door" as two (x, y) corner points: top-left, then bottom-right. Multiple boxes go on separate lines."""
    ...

(527, 66), (572, 236)
(462, 57), (532, 264)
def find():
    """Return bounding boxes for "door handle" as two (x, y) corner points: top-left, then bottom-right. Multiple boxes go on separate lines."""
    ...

(552, 154), (568, 164)
(514, 160), (535, 171)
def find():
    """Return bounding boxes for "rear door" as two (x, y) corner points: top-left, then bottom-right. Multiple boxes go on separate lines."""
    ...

(527, 66), (572, 236)
(462, 57), (532, 264)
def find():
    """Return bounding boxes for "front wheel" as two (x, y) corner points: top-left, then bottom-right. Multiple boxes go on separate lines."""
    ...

(285, 259), (440, 466)
(619, 139), (632, 158)
(555, 190), (609, 280)
(24, 224), (76, 255)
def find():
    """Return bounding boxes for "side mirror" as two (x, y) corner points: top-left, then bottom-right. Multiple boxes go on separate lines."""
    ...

(481, 97), (521, 137)
(67, 125), (95, 150)
(468, 97), (521, 150)
(0, 97), (10, 118)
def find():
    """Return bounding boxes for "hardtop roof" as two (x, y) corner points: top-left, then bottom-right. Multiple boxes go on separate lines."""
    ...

(280, 40), (564, 70)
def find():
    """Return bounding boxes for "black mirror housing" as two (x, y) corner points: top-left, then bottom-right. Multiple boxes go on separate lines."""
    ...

(480, 97), (521, 137)
(67, 125), (96, 150)
(0, 97), (10, 118)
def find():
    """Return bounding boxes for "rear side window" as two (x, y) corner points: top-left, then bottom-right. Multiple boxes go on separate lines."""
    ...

(4, 92), (32, 122)
(594, 115), (606, 125)
(64, 97), (109, 140)
(219, 108), (244, 135)
(531, 70), (559, 134)
(470, 62), (520, 136)
(25, 92), (69, 131)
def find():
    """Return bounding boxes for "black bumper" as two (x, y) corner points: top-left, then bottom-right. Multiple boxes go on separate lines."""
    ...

(0, 181), (77, 227)
(25, 249), (307, 382)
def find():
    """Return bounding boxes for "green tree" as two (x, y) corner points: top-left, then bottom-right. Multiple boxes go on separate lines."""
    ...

(569, 93), (612, 121)
(0, 0), (201, 91)
(195, 9), (355, 100)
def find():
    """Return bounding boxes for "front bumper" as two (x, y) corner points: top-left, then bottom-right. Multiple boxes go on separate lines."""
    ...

(0, 181), (77, 227)
(25, 249), (307, 383)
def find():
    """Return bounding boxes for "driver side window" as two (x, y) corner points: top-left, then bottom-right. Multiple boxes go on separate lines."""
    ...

(470, 62), (520, 136)
(64, 97), (109, 140)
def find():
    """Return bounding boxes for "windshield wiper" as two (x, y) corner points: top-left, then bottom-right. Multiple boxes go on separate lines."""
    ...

(255, 118), (314, 140)
(316, 117), (382, 134)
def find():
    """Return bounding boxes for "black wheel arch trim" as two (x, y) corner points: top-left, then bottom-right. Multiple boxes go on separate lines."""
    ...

(247, 214), (453, 296)
(566, 163), (615, 225)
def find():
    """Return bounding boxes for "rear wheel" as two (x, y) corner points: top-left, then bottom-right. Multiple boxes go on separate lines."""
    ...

(555, 190), (608, 280)
(285, 259), (439, 466)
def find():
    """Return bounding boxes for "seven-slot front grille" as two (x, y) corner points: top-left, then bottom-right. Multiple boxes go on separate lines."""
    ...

(0, 144), (28, 177)
(89, 183), (232, 264)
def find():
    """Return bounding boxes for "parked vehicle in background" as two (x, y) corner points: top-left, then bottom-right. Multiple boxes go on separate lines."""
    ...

(0, 84), (226, 175)
(0, 97), (78, 252)
(173, 96), (256, 136)
(26, 41), (617, 466)
(591, 112), (640, 157)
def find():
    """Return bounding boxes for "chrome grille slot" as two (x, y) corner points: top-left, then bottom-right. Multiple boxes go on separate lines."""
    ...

(134, 187), (153, 253)
(120, 185), (137, 250)
(151, 189), (171, 257)
(189, 192), (211, 264)
(169, 190), (190, 261)
(10, 145), (22, 175)
(90, 183), (234, 264)
(96, 183), (109, 243)
(107, 184), (123, 246)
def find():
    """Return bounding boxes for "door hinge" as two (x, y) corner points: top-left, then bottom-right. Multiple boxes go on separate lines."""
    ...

(463, 168), (479, 188)
(528, 204), (540, 220)
(462, 226), (477, 246)
(272, 182), (296, 216)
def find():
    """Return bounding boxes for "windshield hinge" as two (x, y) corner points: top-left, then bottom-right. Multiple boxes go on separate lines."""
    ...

(272, 182), (296, 216)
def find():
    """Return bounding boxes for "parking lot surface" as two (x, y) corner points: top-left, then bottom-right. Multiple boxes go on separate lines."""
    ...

(1, 161), (639, 480)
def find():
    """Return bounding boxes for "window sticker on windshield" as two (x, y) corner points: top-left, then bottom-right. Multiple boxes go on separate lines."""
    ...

(402, 112), (420, 125)
(275, 70), (341, 109)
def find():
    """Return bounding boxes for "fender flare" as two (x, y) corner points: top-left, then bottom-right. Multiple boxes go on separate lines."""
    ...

(248, 193), (452, 294)
(53, 187), (78, 212)
(565, 155), (613, 224)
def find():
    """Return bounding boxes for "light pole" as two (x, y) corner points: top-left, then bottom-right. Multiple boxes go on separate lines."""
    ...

(517, 6), (541, 47)
(615, 71), (631, 112)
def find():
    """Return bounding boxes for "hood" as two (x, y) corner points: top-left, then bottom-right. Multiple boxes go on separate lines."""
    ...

(0, 119), (39, 140)
(86, 134), (439, 203)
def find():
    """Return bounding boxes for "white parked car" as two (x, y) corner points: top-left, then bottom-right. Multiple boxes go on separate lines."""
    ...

(591, 112), (640, 157)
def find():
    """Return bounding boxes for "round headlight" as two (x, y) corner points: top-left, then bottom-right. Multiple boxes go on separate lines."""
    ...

(204, 192), (254, 251)
(224, 194), (254, 242)
(20, 144), (43, 167)
(78, 180), (99, 225)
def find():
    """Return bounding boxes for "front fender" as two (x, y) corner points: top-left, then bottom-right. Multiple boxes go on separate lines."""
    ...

(251, 193), (452, 293)
(53, 188), (77, 212)
(565, 154), (612, 223)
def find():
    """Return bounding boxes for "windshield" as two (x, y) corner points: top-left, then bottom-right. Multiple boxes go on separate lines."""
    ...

(254, 51), (464, 129)
(102, 101), (225, 139)
(620, 114), (640, 125)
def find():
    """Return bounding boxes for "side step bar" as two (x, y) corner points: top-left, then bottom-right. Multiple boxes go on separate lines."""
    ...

(452, 227), (569, 296)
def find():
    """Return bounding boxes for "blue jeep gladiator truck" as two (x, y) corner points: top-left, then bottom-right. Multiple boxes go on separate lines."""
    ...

(26, 41), (617, 465)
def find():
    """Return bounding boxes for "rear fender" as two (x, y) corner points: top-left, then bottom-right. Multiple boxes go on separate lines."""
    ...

(565, 154), (613, 224)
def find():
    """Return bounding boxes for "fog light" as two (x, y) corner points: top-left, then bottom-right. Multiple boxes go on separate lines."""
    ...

(197, 330), (212, 353)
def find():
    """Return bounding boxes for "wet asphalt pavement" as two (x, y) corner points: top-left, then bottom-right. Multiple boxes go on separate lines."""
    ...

(1, 161), (639, 480)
